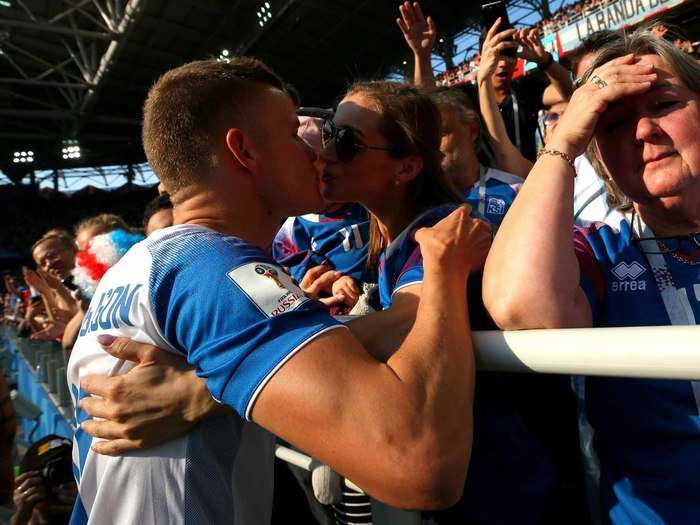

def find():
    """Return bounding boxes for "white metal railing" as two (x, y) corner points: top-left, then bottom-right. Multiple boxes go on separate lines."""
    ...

(473, 326), (700, 380)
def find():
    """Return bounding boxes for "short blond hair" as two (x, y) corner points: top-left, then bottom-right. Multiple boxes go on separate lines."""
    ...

(142, 57), (285, 194)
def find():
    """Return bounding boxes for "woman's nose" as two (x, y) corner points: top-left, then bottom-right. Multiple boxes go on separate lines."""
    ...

(635, 116), (662, 143)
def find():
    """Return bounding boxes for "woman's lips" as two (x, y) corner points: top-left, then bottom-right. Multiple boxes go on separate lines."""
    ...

(644, 151), (675, 165)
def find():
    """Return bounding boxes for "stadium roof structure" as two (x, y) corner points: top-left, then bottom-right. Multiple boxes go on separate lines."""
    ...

(0, 0), (547, 188)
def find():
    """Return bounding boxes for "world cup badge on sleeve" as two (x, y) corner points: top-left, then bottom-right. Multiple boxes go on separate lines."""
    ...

(229, 262), (309, 317)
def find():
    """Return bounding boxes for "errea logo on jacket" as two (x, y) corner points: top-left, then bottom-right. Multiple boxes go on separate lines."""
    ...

(611, 261), (647, 292)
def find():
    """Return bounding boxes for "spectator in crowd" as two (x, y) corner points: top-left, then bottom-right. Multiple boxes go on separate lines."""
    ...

(20, 216), (132, 345)
(22, 232), (80, 342)
(478, 17), (573, 162)
(0, 372), (16, 507)
(401, 0), (573, 161)
(67, 229), (143, 350)
(71, 228), (144, 301)
(2, 274), (25, 325)
(74, 214), (130, 251)
(142, 194), (173, 235)
(475, 19), (541, 176)
(428, 88), (524, 226)
(484, 28), (700, 524)
(68, 57), (481, 523)
(31, 233), (76, 283)
(398, 3), (527, 228)
(11, 436), (77, 525)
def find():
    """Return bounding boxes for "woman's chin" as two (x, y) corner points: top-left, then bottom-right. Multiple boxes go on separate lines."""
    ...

(320, 181), (346, 203)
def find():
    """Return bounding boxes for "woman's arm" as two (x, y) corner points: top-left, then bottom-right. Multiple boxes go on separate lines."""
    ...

(483, 55), (656, 330)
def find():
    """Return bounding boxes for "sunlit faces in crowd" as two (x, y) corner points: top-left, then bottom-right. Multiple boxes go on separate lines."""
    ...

(31, 236), (76, 279)
(437, 108), (480, 184)
(593, 55), (700, 207)
(491, 54), (517, 92)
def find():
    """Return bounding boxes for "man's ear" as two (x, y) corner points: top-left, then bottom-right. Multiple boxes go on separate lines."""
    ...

(467, 120), (480, 145)
(225, 128), (257, 172)
(395, 155), (424, 185)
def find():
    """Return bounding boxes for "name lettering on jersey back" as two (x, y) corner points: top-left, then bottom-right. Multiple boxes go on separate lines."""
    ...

(79, 283), (142, 336)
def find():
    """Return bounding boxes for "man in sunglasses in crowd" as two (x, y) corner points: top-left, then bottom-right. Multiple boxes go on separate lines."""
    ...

(68, 57), (487, 523)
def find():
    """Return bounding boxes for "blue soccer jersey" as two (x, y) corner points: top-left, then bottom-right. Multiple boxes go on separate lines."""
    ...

(462, 167), (522, 227)
(272, 203), (371, 284)
(378, 205), (571, 524)
(67, 224), (344, 524)
(575, 213), (700, 525)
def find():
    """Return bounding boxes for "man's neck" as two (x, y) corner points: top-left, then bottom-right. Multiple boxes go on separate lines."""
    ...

(173, 187), (281, 250)
(635, 199), (700, 237)
(494, 85), (510, 105)
(450, 160), (481, 191)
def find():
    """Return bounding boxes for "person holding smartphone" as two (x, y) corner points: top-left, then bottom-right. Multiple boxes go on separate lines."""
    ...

(478, 2), (572, 161)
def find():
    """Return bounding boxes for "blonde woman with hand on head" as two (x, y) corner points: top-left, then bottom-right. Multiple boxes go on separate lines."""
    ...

(484, 29), (700, 524)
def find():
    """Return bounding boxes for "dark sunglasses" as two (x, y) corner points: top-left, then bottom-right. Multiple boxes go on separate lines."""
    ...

(321, 119), (394, 162)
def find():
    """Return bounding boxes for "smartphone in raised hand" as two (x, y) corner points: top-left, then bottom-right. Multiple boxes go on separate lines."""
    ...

(481, 1), (517, 58)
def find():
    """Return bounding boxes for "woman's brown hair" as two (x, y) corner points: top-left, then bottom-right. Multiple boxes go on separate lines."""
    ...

(344, 81), (462, 269)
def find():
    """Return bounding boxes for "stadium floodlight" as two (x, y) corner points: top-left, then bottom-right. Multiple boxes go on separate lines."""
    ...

(217, 48), (231, 62)
(61, 140), (81, 160)
(12, 150), (34, 164)
(256, 2), (272, 27)
(0, 1), (11, 8)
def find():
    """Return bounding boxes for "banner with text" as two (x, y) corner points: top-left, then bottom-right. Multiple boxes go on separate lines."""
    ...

(557, 0), (690, 55)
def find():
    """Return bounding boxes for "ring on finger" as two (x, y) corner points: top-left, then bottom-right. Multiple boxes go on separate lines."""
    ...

(589, 74), (608, 89)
